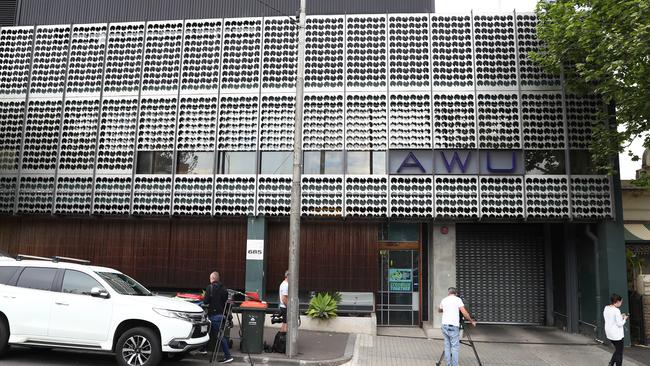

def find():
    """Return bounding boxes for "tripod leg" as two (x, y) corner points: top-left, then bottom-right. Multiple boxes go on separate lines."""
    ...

(463, 329), (482, 366)
(209, 303), (231, 364)
(436, 347), (445, 366)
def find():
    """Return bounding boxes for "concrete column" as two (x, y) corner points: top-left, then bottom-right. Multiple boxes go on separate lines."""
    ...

(431, 223), (456, 329)
(245, 216), (266, 297)
(564, 223), (579, 333)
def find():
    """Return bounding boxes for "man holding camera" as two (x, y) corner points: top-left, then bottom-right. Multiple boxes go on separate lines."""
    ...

(438, 287), (476, 366)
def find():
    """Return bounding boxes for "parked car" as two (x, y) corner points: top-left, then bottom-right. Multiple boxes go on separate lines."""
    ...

(0, 255), (209, 366)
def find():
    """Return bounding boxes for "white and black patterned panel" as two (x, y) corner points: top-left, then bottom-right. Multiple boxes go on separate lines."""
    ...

(524, 175), (569, 219)
(434, 175), (479, 218)
(344, 175), (388, 217)
(388, 14), (429, 90)
(305, 16), (344, 90)
(22, 99), (62, 173)
(303, 93), (344, 150)
(571, 175), (612, 219)
(477, 92), (520, 149)
(173, 175), (213, 216)
(473, 14), (517, 90)
(346, 93), (387, 150)
(479, 176), (524, 219)
(260, 94), (294, 151)
(522, 92), (564, 149)
(142, 21), (183, 94)
(137, 97), (177, 151)
(0, 26), (34, 97)
(30, 25), (70, 96)
(178, 96), (217, 151)
(217, 94), (258, 151)
(566, 94), (603, 150)
(17, 175), (54, 214)
(66, 24), (107, 96)
(0, 176), (16, 213)
(516, 13), (560, 90)
(389, 93), (432, 149)
(432, 93), (476, 149)
(346, 15), (387, 90)
(257, 174), (291, 216)
(104, 22), (145, 95)
(132, 175), (172, 215)
(214, 175), (256, 216)
(389, 175), (433, 217)
(54, 175), (93, 214)
(96, 97), (137, 173)
(301, 175), (344, 217)
(58, 98), (99, 173)
(430, 15), (473, 90)
(0, 99), (25, 172)
(182, 19), (222, 92)
(92, 175), (131, 215)
(262, 17), (297, 91)
(221, 18), (262, 91)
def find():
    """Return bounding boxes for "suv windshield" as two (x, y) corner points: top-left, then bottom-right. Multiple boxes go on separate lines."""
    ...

(97, 272), (152, 296)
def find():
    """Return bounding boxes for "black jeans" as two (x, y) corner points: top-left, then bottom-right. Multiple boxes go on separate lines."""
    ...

(609, 339), (623, 366)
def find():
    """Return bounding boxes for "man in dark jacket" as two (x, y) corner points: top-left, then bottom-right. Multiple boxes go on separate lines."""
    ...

(202, 271), (233, 364)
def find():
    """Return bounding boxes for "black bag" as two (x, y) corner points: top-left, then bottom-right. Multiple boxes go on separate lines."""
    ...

(272, 331), (286, 353)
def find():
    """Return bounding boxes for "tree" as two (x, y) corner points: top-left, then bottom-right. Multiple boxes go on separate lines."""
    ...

(532, 0), (650, 180)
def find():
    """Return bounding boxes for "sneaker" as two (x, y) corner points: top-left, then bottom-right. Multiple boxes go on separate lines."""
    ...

(219, 357), (234, 364)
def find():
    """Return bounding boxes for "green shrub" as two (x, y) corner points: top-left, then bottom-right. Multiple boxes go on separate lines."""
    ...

(306, 292), (338, 320)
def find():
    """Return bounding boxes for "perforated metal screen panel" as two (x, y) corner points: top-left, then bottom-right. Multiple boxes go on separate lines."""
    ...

(456, 224), (545, 324)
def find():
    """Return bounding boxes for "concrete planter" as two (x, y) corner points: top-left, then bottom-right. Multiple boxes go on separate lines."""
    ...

(263, 313), (377, 335)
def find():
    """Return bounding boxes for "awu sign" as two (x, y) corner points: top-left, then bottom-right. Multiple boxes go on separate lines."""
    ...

(389, 150), (524, 175)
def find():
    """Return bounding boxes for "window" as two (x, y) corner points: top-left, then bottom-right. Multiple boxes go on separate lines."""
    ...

(217, 152), (256, 174)
(16, 267), (57, 291)
(96, 272), (151, 296)
(570, 150), (597, 174)
(347, 151), (386, 174)
(62, 270), (104, 296)
(303, 151), (344, 174)
(525, 150), (566, 174)
(379, 223), (419, 242)
(0, 266), (18, 285)
(260, 152), (292, 174)
(176, 152), (214, 174)
(136, 151), (173, 174)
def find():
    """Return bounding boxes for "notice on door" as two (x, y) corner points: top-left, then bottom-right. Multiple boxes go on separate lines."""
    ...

(388, 268), (412, 292)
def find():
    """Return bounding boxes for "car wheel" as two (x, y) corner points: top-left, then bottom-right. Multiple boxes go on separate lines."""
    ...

(0, 318), (9, 358)
(115, 327), (162, 366)
(165, 351), (187, 361)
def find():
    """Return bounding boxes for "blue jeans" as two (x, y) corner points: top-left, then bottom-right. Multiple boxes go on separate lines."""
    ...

(209, 314), (231, 358)
(441, 324), (460, 366)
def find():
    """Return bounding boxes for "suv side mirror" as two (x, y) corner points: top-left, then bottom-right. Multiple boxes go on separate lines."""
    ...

(91, 287), (110, 299)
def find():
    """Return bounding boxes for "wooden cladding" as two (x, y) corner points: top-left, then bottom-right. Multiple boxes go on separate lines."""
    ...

(0, 217), (247, 289)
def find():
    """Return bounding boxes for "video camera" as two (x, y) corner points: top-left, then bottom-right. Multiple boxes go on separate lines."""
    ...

(270, 311), (284, 324)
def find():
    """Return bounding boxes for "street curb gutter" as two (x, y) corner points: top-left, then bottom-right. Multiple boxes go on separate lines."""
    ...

(235, 334), (357, 366)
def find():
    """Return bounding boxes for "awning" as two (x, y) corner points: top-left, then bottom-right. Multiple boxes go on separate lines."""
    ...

(624, 224), (650, 242)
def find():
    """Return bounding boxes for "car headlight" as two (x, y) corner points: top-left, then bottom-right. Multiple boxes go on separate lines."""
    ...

(153, 308), (197, 322)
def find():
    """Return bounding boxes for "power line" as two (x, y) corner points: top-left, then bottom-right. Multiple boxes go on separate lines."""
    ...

(252, 0), (298, 25)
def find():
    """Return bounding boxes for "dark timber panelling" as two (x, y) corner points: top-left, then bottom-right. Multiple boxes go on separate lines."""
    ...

(0, 217), (247, 289)
(16, 0), (434, 25)
(266, 220), (379, 292)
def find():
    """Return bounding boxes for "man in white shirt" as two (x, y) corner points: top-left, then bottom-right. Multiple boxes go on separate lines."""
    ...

(279, 270), (289, 332)
(438, 287), (476, 366)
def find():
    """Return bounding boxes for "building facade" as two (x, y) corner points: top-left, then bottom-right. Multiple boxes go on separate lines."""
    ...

(0, 0), (629, 336)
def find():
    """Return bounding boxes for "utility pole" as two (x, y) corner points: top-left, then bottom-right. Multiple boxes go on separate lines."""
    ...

(287, 0), (306, 358)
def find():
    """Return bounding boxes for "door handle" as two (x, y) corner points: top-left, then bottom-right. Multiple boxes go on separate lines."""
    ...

(55, 302), (69, 306)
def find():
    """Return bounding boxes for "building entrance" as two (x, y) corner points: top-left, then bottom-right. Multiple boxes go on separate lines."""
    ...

(377, 249), (419, 326)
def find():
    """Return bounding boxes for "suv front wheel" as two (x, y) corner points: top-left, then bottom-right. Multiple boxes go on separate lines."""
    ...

(115, 327), (162, 366)
(0, 317), (9, 357)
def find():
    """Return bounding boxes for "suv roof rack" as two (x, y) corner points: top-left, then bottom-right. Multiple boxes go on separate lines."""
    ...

(15, 254), (91, 264)
(16, 254), (51, 261)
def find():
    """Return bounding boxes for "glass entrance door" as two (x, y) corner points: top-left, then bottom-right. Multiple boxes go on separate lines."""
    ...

(377, 249), (419, 326)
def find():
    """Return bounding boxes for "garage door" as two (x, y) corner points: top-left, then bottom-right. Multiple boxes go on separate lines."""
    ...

(456, 224), (545, 324)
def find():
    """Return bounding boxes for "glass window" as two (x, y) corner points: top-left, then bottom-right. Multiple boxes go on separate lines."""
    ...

(379, 223), (419, 242)
(525, 150), (566, 174)
(217, 152), (256, 174)
(261, 152), (293, 174)
(347, 151), (386, 174)
(570, 150), (597, 174)
(62, 270), (104, 296)
(0, 266), (18, 285)
(176, 152), (214, 174)
(136, 151), (173, 174)
(96, 272), (151, 296)
(16, 267), (57, 291)
(303, 151), (344, 174)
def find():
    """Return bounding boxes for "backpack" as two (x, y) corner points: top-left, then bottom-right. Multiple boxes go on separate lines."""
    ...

(272, 331), (286, 353)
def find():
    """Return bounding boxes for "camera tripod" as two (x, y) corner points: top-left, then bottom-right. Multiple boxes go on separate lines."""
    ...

(435, 319), (482, 366)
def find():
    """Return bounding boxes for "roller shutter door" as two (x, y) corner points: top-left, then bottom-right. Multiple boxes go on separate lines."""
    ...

(457, 224), (545, 324)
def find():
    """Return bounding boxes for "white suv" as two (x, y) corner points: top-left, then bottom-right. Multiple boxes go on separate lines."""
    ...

(0, 255), (210, 366)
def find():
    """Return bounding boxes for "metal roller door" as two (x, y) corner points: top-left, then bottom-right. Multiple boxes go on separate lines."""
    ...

(456, 224), (545, 324)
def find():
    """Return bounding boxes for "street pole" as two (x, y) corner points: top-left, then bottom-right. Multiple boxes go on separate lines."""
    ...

(287, 0), (306, 358)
